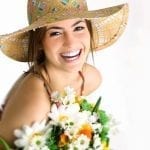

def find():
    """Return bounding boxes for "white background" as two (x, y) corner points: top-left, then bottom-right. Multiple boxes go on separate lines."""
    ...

(0, 0), (150, 149)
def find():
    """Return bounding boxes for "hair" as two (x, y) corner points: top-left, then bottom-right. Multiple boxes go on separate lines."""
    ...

(27, 19), (94, 72)
(28, 27), (46, 72)
(86, 19), (95, 64)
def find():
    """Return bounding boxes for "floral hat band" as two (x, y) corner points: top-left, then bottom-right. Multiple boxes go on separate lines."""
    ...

(0, 0), (129, 62)
(28, 0), (88, 24)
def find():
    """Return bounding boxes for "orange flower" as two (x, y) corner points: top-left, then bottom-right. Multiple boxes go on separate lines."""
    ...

(78, 124), (93, 139)
(58, 133), (69, 147)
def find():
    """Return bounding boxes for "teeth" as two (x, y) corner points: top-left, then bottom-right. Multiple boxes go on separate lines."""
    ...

(61, 50), (80, 57)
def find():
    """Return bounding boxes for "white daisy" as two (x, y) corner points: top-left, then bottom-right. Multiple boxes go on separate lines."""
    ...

(14, 120), (47, 148)
(48, 103), (80, 124)
(75, 110), (91, 127)
(61, 86), (76, 105)
(92, 123), (102, 134)
(88, 112), (98, 123)
(68, 134), (90, 150)
(51, 86), (76, 105)
(93, 134), (103, 150)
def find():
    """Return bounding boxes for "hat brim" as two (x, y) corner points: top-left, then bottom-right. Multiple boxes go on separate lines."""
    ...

(0, 3), (129, 62)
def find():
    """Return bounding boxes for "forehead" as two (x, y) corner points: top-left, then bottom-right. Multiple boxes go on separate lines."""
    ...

(46, 18), (86, 29)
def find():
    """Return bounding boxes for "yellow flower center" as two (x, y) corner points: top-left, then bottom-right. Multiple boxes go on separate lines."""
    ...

(59, 115), (69, 122)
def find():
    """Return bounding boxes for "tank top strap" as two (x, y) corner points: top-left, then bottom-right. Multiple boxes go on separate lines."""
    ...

(0, 104), (4, 119)
(78, 71), (85, 96)
(33, 70), (52, 99)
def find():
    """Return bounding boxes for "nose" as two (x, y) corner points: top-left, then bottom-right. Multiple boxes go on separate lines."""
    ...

(63, 32), (77, 48)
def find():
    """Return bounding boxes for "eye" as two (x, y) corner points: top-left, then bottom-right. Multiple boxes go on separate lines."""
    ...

(74, 26), (85, 32)
(49, 31), (61, 37)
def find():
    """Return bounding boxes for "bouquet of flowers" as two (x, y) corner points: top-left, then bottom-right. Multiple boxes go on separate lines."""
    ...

(0, 86), (112, 150)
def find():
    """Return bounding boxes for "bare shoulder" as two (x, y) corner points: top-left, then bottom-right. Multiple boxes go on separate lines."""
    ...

(4, 73), (51, 122)
(0, 73), (50, 144)
(83, 63), (102, 95)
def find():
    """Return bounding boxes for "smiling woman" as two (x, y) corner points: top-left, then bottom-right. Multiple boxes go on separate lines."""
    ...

(0, 0), (128, 149)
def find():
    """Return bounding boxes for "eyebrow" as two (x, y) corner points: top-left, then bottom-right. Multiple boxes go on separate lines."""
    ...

(46, 20), (85, 31)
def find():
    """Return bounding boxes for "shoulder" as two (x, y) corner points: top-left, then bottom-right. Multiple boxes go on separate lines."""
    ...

(19, 73), (46, 94)
(12, 72), (51, 114)
(83, 63), (102, 95)
(2, 73), (50, 126)
(10, 72), (49, 103)
(0, 73), (51, 145)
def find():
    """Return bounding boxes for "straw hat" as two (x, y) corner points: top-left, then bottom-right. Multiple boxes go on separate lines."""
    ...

(0, 0), (129, 62)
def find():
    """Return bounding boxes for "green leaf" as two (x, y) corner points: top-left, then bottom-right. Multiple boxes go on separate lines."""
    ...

(80, 99), (93, 111)
(100, 127), (110, 142)
(92, 96), (101, 113)
(97, 110), (110, 125)
(0, 137), (11, 150)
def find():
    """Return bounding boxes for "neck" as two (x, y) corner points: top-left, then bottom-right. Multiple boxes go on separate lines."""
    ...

(44, 63), (84, 93)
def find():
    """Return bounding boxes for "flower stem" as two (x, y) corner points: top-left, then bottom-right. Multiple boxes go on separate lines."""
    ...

(0, 137), (11, 150)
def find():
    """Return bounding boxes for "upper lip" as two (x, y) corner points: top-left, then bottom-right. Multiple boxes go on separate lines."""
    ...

(60, 49), (81, 58)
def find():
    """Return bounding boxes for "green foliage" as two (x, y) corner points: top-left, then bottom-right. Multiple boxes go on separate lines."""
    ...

(46, 125), (64, 150)
(80, 99), (93, 111)
(100, 126), (109, 141)
(80, 96), (110, 147)
(81, 96), (110, 125)
(97, 109), (110, 125)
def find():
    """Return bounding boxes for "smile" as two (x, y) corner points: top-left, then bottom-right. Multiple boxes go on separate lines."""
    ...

(60, 49), (81, 61)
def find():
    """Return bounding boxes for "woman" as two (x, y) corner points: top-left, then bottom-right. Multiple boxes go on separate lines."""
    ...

(0, 0), (128, 147)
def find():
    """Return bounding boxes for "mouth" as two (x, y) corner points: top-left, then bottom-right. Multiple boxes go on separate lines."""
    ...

(60, 49), (82, 62)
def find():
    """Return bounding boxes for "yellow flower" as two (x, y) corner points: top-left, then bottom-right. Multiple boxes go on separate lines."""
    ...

(102, 141), (110, 150)
(75, 96), (83, 104)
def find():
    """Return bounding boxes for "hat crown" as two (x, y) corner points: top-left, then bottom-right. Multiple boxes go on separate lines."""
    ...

(27, 0), (88, 24)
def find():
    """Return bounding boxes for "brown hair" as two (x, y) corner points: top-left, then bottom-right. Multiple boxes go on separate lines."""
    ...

(86, 19), (95, 64)
(28, 27), (46, 71)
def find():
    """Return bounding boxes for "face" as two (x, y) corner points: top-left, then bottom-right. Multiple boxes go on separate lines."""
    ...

(42, 18), (91, 72)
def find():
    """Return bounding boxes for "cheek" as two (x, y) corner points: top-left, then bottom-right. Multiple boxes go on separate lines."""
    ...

(43, 37), (63, 50)
(43, 39), (58, 53)
(42, 42), (54, 59)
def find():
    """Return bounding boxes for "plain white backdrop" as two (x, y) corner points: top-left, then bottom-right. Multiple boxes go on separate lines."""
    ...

(0, 0), (150, 149)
